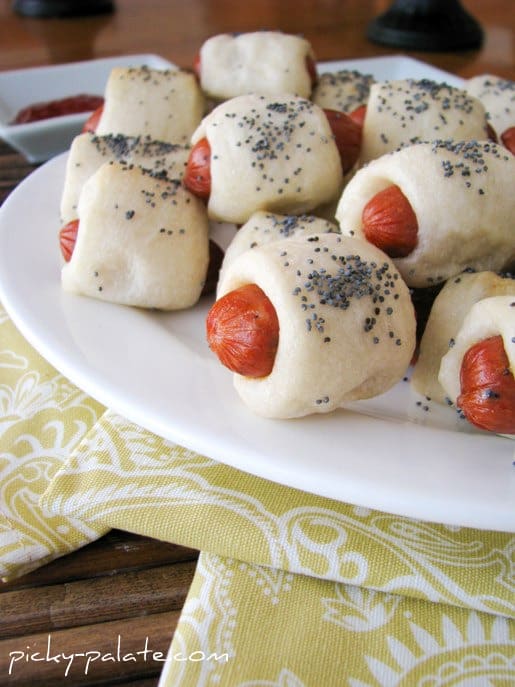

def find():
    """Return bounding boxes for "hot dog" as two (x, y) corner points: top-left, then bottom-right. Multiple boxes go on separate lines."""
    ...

(183, 137), (211, 200)
(60, 132), (190, 224)
(82, 104), (103, 133)
(501, 126), (515, 154)
(207, 283), (279, 377)
(61, 162), (210, 311)
(336, 139), (515, 288)
(321, 109), (362, 174)
(439, 295), (515, 434)
(211, 232), (416, 418)
(59, 216), (221, 297)
(183, 100), (359, 207)
(185, 94), (344, 224)
(349, 104), (367, 128)
(457, 335), (515, 434)
(361, 184), (418, 258)
(411, 271), (515, 404)
(59, 219), (79, 262)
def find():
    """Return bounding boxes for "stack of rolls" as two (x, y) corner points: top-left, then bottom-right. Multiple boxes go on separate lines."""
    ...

(61, 162), (210, 310)
(60, 132), (190, 224)
(59, 62), (212, 310)
(56, 32), (515, 430)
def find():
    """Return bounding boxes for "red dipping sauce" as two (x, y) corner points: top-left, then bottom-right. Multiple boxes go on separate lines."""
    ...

(11, 94), (104, 125)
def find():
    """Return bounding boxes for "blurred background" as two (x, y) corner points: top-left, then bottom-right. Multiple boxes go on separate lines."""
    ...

(0, 0), (513, 79)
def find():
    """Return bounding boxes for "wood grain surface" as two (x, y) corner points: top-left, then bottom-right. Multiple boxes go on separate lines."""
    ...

(0, 0), (513, 79)
(0, 526), (198, 686)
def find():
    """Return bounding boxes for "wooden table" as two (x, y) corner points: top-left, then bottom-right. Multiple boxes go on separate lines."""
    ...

(0, 0), (513, 79)
(0, 1), (513, 685)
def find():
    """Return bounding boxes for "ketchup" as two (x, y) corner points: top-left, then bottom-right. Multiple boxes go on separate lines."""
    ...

(11, 94), (104, 125)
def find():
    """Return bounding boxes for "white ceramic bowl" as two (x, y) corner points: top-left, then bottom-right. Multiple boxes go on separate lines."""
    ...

(0, 54), (174, 163)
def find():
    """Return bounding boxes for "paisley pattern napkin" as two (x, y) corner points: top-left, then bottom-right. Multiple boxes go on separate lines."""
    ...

(2, 303), (514, 685)
(40, 409), (514, 617)
(39, 409), (515, 685)
(0, 304), (108, 581)
(161, 552), (514, 686)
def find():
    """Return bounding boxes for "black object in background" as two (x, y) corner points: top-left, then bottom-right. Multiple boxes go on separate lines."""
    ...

(13, 0), (114, 17)
(367, 0), (483, 51)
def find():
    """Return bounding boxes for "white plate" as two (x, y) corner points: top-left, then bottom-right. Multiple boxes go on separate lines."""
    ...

(0, 57), (513, 533)
(0, 54), (174, 162)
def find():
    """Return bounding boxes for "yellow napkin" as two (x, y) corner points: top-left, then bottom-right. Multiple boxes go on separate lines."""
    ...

(40, 409), (514, 617)
(39, 409), (515, 685)
(161, 551), (514, 686)
(0, 304), (108, 580)
(2, 303), (514, 684)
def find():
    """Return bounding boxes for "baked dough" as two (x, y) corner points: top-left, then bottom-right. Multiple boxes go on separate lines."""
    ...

(312, 69), (375, 113)
(411, 271), (515, 404)
(438, 295), (515, 407)
(216, 233), (416, 418)
(61, 162), (209, 310)
(217, 211), (337, 291)
(192, 94), (343, 224)
(466, 74), (514, 138)
(336, 140), (515, 288)
(60, 132), (190, 223)
(199, 31), (315, 100)
(96, 66), (205, 144)
(360, 78), (489, 164)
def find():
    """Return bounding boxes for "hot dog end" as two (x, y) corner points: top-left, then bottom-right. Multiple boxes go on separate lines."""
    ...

(210, 232), (416, 418)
